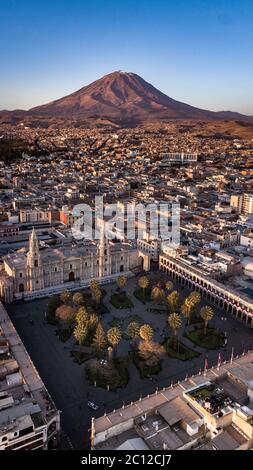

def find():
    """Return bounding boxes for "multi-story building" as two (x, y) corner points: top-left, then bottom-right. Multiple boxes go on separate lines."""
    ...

(242, 194), (253, 215)
(0, 227), (150, 303)
(160, 152), (198, 166)
(92, 352), (253, 451)
(137, 233), (163, 262)
(0, 303), (60, 450)
(240, 231), (253, 249)
(19, 209), (49, 224)
(230, 194), (253, 215)
(159, 248), (253, 327)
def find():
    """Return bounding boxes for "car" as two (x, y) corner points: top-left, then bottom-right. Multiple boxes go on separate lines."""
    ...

(87, 401), (99, 411)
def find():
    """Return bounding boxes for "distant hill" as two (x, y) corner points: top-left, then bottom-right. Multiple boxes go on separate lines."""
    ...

(1, 71), (253, 126)
(29, 71), (253, 124)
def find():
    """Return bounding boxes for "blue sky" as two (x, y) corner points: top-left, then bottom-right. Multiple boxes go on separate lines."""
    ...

(0, 0), (253, 114)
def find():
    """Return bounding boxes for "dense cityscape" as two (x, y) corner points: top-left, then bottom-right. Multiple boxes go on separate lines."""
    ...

(0, 112), (253, 451)
(1, 0), (253, 461)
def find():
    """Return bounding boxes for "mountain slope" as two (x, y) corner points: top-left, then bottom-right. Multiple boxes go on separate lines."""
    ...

(29, 71), (253, 124)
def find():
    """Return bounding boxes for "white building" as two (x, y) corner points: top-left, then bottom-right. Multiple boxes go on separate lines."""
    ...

(0, 227), (150, 303)
(0, 303), (60, 450)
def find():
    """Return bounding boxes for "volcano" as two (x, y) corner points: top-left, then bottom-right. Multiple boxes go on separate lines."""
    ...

(29, 71), (252, 125)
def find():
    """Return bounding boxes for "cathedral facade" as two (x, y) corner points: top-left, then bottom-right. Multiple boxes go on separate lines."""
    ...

(0, 228), (150, 303)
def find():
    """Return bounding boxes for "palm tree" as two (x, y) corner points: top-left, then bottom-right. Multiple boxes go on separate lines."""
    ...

(92, 323), (106, 351)
(76, 306), (89, 324)
(90, 279), (100, 293)
(189, 291), (201, 305)
(93, 287), (102, 306)
(60, 289), (71, 305)
(181, 292), (200, 325)
(107, 327), (122, 357)
(139, 340), (164, 361)
(88, 313), (99, 330)
(139, 324), (154, 343)
(127, 321), (140, 340)
(167, 290), (180, 313)
(117, 275), (126, 291)
(200, 306), (214, 335)
(151, 286), (164, 302)
(72, 291), (84, 307)
(181, 301), (189, 322)
(90, 280), (101, 304)
(165, 281), (173, 292)
(168, 313), (182, 350)
(73, 319), (88, 349)
(188, 291), (201, 317)
(138, 276), (149, 296)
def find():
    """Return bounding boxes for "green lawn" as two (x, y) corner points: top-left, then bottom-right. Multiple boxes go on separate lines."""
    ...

(55, 327), (73, 342)
(109, 317), (123, 328)
(133, 288), (151, 304)
(71, 350), (94, 364)
(188, 315), (204, 325)
(163, 338), (201, 361)
(185, 327), (224, 350)
(86, 357), (129, 390)
(109, 314), (145, 340)
(130, 351), (162, 378)
(83, 290), (109, 315)
(110, 291), (134, 309)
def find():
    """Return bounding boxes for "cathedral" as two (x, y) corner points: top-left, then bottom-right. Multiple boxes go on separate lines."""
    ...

(0, 228), (150, 303)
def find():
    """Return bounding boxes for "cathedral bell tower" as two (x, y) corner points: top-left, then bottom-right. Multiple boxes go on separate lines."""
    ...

(26, 228), (44, 291)
(98, 222), (111, 278)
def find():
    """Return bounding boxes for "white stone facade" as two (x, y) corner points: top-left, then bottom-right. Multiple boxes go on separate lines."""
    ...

(0, 228), (150, 303)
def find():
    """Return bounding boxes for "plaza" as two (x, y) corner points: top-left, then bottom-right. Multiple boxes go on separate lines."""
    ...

(6, 273), (253, 449)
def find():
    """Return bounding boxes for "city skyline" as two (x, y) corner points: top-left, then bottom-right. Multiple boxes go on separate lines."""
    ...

(1, 0), (253, 114)
(1, 0), (253, 456)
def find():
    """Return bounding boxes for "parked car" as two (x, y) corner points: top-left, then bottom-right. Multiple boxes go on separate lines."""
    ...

(87, 401), (99, 411)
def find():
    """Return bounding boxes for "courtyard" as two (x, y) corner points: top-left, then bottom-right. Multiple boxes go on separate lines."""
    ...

(6, 272), (253, 449)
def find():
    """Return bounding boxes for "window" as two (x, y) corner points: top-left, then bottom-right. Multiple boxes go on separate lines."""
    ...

(34, 260), (38, 267)
(85, 262), (87, 267)
(20, 273), (22, 278)
(104, 249), (107, 255)
(70, 264), (72, 269)
(55, 267), (57, 272)
(36, 280), (39, 284)
(19, 426), (33, 437)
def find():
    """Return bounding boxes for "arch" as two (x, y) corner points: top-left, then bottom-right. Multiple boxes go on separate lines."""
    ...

(138, 255), (144, 269)
(19, 283), (24, 293)
(69, 271), (75, 282)
(120, 264), (124, 272)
